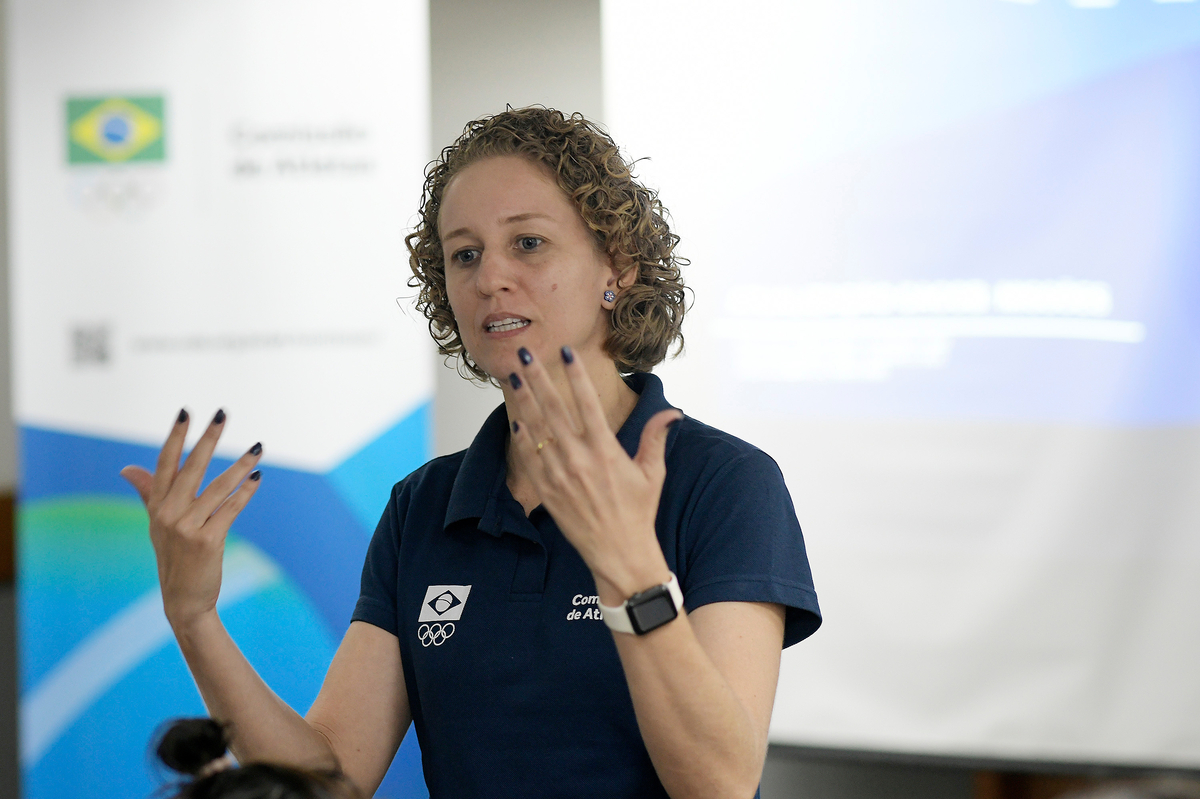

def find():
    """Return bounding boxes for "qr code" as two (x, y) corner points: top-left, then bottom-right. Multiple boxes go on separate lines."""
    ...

(72, 325), (110, 365)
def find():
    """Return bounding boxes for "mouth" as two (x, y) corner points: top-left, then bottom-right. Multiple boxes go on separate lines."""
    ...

(484, 317), (531, 333)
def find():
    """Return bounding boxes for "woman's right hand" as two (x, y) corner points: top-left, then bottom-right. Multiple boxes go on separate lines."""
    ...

(120, 408), (264, 632)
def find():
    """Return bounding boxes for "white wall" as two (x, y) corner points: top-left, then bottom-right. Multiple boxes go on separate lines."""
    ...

(428, 0), (603, 456)
(0, 0), (16, 489)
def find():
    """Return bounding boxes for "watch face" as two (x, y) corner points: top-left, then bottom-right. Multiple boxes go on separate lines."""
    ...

(628, 588), (679, 635)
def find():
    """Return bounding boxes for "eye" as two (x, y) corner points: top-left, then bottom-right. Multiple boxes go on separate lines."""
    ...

(452, 248), (480, 265)
(517, 236), (543, 252)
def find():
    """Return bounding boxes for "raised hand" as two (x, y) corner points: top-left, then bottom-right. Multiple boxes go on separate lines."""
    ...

(120, 409), (263, 630)
(507, 346), (681, 604)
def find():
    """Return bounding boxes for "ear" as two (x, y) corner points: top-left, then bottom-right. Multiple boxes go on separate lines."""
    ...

(606, 254), (638, 294)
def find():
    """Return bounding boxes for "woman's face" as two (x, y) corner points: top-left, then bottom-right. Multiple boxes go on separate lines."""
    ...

(439, 155), (618, 380)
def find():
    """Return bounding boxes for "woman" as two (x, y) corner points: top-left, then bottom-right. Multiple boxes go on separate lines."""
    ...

(122, 108), (821, 799)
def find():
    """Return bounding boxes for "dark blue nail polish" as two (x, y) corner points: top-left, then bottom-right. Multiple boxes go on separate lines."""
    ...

(518, 347), (533, 365)
(213, 408), (226, 425)
(511, 421), (520, 434)
(249, 470), (262, 482)
(667, 416), (682, 430)
(249, 442), (262, 456)
(560, 346), (574, 364)
(509, 373), (522, 389)
(176, 408), (188, 424)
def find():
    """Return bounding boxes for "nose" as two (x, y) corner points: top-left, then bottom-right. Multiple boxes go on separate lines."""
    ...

(474, 249), (517, 297)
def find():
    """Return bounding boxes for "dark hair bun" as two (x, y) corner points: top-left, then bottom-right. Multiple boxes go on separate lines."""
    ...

(156, 718), (229, 776)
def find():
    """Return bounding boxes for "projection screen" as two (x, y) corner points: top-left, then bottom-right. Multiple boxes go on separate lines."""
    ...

(603, 0), (1200, 768)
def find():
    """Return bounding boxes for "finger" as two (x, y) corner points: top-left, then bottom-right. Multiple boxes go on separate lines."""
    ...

(205, 469), (263, 534)
(506, 358), (551, 438)
(513, 351), (587, 484)
(516, 347), (580, 444)
(506, 369), (557, 468)
(186, 442), (264, 524)
(633, 409), (683, 481)
(508, 417), (537, 463)
(150, 408), (191, 503)
(170, 408), (228, 504)
(559, 346), (610, 440)
(120, 466), (153, 505)
(507, 390), (576, 501)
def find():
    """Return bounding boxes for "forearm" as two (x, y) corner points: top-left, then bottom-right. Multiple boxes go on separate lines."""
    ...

(172, 610), (338, 769)
(612, 612), (767, 799)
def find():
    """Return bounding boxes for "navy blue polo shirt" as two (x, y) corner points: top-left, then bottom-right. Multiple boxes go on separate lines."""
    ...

(353, 373), (820, 798)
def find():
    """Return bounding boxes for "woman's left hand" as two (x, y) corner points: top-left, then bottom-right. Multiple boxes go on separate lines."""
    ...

(508, 346), (682, 604)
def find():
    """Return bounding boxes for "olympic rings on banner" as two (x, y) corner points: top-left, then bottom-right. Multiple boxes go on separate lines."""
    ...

(418, 622), (456, 647)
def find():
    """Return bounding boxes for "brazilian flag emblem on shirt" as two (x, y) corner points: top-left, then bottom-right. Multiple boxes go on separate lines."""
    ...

(67, 96), (165, 164)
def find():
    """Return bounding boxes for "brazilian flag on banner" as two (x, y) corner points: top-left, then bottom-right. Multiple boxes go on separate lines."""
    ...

(66, 96), (165, 164)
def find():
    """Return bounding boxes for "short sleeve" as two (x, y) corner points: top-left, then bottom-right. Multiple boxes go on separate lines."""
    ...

(350, 485), (402, 636)
(680, 450), (821, 648)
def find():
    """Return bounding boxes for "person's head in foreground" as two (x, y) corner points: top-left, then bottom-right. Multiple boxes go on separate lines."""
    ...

(406, 105), (688, 384)
(155, 718), (361, 799)
(1063, 779), (1200, 799)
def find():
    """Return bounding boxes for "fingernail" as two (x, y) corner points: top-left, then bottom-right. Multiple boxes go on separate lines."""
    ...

(249, 442), (262, 456)
(249, 470), (262, 482)
(509, 372), (522, 389)
(560, 346), (574, 364)
(213, 408), (226, 425)
(176, 408), (188, 424)
(511, 421), (520, 434)
(667, 416), (682, 430)
(518, 347), (533, 365)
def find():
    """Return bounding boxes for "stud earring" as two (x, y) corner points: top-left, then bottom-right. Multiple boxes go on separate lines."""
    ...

(603, 290), (616, 303)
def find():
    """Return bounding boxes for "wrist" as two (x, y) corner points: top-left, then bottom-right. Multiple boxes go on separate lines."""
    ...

(591, 549), (672, 607)
(598, 572), (684, 636)
(168, 607), (222, 646)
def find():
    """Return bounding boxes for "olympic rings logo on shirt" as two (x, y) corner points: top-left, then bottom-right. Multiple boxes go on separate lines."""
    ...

(418, 622), (455, 647)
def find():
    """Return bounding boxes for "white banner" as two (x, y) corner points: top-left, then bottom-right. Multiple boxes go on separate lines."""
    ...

(11, 0), (431, 470)
(10, 2), (431, 797)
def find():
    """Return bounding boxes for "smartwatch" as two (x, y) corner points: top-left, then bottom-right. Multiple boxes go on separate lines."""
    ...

(599, 572), (684, 635)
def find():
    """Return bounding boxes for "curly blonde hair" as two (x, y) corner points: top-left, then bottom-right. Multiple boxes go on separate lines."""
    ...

(405, 107), (689, 382)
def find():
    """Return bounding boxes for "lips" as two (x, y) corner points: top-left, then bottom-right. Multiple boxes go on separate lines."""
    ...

(483, 314), (531, 333)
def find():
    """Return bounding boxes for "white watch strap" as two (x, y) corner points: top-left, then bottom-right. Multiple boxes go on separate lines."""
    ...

(599, 572), (684, 634)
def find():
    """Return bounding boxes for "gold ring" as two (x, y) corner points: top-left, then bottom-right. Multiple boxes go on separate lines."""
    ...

(536, 438), (553, 453)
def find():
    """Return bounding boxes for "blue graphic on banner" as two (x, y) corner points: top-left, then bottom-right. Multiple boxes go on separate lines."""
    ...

(329, 403), (431, 532)
(18, 402), (431, 799)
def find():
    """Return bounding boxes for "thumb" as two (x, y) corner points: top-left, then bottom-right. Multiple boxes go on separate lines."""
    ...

(120, 466), (153, 505)
(634, 409), (683, 479)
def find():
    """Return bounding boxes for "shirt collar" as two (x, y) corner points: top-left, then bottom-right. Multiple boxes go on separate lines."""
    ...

(442, 372), (676, 532)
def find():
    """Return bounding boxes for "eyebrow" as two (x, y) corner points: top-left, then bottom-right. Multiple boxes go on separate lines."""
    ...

(442, 212), (556, 242)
